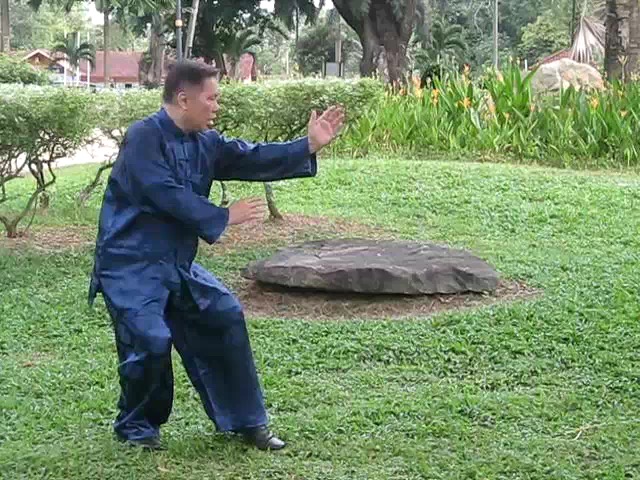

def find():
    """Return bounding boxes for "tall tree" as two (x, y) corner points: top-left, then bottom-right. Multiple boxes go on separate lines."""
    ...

(273, 0), (320, 45)
(295, 9), (362, 76)
(1, 0), (10, 51)
(332, 0), (427, 85)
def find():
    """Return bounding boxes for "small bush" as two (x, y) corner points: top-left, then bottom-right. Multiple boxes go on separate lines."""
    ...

(0, 87), (95, 237)
(0, 55), (51, 85)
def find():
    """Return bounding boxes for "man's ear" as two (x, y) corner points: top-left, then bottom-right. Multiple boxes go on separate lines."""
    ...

(176, 90), (188, 110)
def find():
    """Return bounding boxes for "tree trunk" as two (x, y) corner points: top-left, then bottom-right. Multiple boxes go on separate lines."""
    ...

(104, 9), (110, 88)
(76, 161), (115, 206)
(0, 0), (10, 52)
(185, 0), (200, 58)
(605, 0), (624, 81)
(605, 0), (640, 81)
(214, 50), (227, 77)
(149, 13), (165, 86)
(359, 20), (382, 77)
(2, 220), (18, 238)
(332, 0), (416, 85)
(264, 183), (283, 220)
(626, 0), (640, 76)
(295, 6), (299, 46)
(219, 182), (229, 207)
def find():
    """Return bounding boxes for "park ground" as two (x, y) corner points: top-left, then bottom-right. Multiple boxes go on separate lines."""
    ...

(1, 154), (639, 479)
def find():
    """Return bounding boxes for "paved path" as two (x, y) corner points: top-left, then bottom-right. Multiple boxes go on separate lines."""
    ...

(54, 134), (118, 169)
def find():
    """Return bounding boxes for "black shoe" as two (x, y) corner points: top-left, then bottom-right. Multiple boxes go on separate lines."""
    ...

(118, 435), (166, 451)
(239, 426), (286, 451)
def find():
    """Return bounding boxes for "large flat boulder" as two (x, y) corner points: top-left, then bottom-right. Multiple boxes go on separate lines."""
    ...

(532, 58), (604, 93)
(242, 239), (499, 295)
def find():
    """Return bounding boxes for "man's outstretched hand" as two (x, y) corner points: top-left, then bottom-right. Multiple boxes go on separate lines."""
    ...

(308, 105), (345, 154)
(228, 197), (266, 225)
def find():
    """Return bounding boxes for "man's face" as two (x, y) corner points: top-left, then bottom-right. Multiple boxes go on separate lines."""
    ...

(178, 77), (220, 131)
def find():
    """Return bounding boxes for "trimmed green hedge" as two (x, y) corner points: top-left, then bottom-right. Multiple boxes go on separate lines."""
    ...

(88, 78), (383, 145)
(0, 78), (384, 234)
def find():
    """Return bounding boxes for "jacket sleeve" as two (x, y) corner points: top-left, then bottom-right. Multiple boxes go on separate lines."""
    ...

(122, 121), (229, 244)
(207, 131), (318, 182)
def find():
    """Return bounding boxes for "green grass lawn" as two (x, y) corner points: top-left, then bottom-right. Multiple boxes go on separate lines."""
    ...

(1, 156), (639, 479)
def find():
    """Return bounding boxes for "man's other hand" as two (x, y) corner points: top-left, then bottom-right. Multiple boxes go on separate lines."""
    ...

(228, 197), (267, 225)
(308, 105), (345, 154)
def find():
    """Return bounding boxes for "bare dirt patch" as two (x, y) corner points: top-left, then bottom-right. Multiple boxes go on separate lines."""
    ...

(0, 226), (95, 252)
(211, 214), (540, 320)
(236, 278), (540, 320)
(205, 213), (387, 254)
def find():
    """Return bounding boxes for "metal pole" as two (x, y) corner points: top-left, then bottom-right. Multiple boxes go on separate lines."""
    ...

(176, 0), (183, 61)
(87, 31), (91, 89)
(493, 0), (499, 69)
(570, 0), (577, 46)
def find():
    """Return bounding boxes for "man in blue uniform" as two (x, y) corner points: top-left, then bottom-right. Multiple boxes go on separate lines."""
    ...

(89, 61), (344, 451)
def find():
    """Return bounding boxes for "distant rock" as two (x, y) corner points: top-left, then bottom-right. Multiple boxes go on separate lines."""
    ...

(532, 58), (604, 92)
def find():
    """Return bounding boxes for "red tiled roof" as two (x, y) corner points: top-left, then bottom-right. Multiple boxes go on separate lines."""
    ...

(79, 51), (143, 83)
(537, 49), (572, 66)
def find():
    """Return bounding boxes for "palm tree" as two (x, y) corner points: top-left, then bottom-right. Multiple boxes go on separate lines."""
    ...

(52, 33), (96, 85)
(570, 6), (605, 66)
(225, 29), (263, 79)
(413, 17), (466, 68)
(274, 0), (322, 45)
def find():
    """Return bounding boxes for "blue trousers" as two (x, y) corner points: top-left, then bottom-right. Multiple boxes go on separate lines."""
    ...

(104, 284), (268, 441)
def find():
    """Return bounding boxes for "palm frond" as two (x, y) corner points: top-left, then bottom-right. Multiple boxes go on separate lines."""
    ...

(570, 15), (605, 64)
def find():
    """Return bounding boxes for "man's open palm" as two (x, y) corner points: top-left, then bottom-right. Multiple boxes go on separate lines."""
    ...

(308, 105), (345, 154)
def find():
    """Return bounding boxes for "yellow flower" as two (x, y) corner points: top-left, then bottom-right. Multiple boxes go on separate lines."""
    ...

(431, 88), (440, 104)
(488, 99), (496, 115)
(621, 110), (629, 118)
(459, 97), (472, 109)
(529, 104), (536, 113)
(463, 64), (471, 76)
(590, 97), (600, 109)
(504, 112), (511, 120)
(415, 87), (424, 99)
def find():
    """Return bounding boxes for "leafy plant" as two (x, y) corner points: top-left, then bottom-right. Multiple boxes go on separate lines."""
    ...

(0, 87), (95, 237)
(338, 62), (640, 169)
(0, 54), (51, 85)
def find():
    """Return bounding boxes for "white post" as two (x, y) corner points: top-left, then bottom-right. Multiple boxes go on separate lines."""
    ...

(87, 31), (91, 89)
(493, 0), (499, 69)
(76, 31), (80, 86)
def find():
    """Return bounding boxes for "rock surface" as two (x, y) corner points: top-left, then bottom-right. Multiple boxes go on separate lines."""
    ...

(242, 239), (499, 295)
(532, 58), (604, 93)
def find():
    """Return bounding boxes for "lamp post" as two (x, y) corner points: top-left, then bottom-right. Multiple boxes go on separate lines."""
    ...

(570, 0), (577, 46)
(493, 0), (499, 69)
(176, 0), (183, 61)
